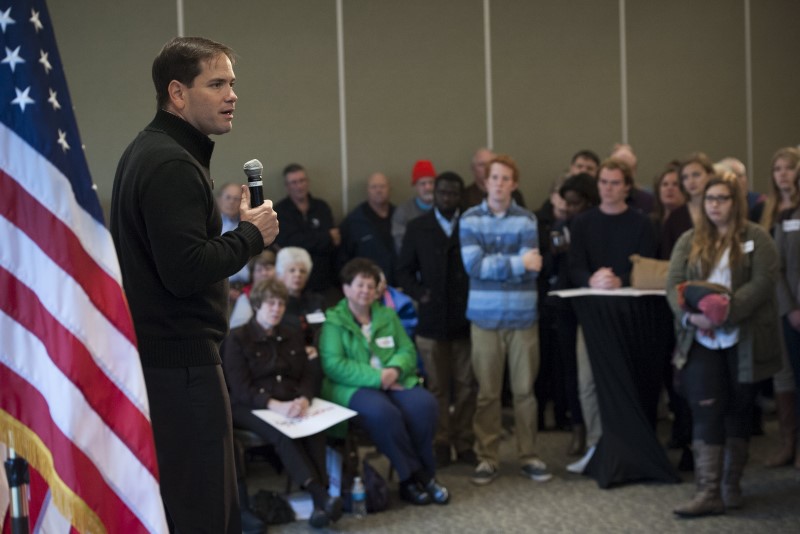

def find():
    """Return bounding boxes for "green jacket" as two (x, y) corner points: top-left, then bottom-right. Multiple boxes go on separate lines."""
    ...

(320, 299), (420, 411)
(666, 222), (781, 383)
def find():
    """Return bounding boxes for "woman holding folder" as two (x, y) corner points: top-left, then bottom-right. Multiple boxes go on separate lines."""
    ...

(666, 175), (781, 517)
(224, 278), (342, 528)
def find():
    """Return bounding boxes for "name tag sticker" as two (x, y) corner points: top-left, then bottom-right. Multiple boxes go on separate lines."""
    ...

(742, 240), (755, 253)
(783, 220), (800, 232)
(305, 311), (326, 324)
(375, 336), (395, 349)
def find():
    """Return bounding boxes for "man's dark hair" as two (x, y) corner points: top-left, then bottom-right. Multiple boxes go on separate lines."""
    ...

(282, 163), (305, 178)
(559, 173), (600, 206)
(152, 37), (235, 110)
(570, 149), (600, 166)
(340, 257), (382, 286)
(435, 171), (465, 191)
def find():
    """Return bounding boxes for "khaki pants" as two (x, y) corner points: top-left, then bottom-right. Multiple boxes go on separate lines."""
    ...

(471, 324), (540, 465)
(577, 326), (602, 447)
(417, 336), (476, 453)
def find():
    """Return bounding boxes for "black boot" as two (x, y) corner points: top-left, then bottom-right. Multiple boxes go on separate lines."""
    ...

(306, 480), (342, 528)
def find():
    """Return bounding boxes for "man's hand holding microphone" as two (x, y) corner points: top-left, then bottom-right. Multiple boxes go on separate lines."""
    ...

(241, 158), (279, 247)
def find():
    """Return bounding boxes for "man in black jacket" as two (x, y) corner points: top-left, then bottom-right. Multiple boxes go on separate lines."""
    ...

(338, 171), (396, 284)
(397, 172), (475, 466)
(111, 37), (278, 533)
(274, 163), (339, 298)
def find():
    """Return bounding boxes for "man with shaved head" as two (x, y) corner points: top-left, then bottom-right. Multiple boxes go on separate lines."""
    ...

(338, 171), (398, 283)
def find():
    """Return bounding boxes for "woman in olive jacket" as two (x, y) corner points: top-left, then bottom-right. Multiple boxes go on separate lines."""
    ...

(320, 258), (449, 506)
(666, 176), (781, 518)
(224, 278), (342, 528)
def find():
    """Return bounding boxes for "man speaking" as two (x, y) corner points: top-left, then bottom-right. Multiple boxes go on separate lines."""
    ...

(111, 37), (278, 533)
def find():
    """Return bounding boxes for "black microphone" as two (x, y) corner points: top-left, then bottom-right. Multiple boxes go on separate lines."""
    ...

(243, 159), (265, 208)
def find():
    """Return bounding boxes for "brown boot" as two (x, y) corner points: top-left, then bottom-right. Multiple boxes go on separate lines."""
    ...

(568, 424), (586, 456)
(673, 441), (725, 518)
(765, 391), (797, 467)
(721, 438), (748, 509)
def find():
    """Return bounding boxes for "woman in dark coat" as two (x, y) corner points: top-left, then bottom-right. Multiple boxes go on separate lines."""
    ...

(224, 278), (341, 528)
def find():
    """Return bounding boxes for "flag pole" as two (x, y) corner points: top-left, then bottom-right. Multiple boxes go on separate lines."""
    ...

(4, 448), (30, 534)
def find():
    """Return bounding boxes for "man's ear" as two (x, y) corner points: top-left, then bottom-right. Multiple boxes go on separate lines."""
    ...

(167, 80), (185, 110)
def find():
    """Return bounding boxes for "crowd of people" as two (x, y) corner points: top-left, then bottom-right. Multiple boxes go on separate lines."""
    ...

(218, 143), (800, 528)
(111, 35), (798, 534)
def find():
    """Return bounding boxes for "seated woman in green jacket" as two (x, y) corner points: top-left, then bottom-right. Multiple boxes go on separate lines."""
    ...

(667, 175), (781, 518)
(320, 258), (449, 505)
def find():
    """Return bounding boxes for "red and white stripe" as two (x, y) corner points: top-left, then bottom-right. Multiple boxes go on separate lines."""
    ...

(0, 121), (168, 532)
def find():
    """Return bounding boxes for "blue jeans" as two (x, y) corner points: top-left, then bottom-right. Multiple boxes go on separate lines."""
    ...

(349, 386), (438, 481)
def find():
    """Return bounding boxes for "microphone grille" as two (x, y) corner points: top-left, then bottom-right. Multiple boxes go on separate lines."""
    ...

(243, 159), (263, 177)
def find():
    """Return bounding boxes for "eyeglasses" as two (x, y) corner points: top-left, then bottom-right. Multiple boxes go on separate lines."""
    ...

(704, 194), (732, 204)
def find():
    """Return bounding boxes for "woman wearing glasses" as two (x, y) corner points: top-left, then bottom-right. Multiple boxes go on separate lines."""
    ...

(666, 175), (781, 517)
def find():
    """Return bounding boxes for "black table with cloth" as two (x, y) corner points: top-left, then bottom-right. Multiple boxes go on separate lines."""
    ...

(558, 289), (680, 488)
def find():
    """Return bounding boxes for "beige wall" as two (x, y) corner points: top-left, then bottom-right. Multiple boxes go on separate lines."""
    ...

(49, 1), (800, 222)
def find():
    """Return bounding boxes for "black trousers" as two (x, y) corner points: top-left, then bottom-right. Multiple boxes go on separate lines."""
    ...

(232, 405), (328, 488)
(144, 365), (240, 534)
(680, 342), (757, 445)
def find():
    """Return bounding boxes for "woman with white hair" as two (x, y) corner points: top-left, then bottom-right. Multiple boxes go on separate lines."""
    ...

(276, 247), (327, 347)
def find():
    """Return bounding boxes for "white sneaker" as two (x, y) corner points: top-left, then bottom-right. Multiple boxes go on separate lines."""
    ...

(567, 445), (596, 474)
(520, 458), (553, 482)
(471, 460), (498, 485)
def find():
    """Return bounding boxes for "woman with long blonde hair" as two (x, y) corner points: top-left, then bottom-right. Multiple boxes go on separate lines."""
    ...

(660, 153), (716, 259)
(753, 147), (800, 230)
(765, 150), (800, 469)
(666, 175), (781, 518)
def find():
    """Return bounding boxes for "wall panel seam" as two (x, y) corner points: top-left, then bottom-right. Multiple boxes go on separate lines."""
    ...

(619, 0), (627, 144)
(484, 0), (493, 149)
(336, 0), (349, 213)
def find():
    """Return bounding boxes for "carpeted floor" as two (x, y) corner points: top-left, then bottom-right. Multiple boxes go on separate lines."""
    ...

(246, 414), (800, 533)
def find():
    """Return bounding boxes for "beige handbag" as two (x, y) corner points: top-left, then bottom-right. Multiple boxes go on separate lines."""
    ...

(628, 254), (669, 290)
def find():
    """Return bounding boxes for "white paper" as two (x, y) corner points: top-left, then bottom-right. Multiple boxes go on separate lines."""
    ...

(783, 219), (800, 232)
(252, 398), (357, 439)
(305, 311), (326, 324)
(548, 287), (666, 298)
(375, 335), (395, 348)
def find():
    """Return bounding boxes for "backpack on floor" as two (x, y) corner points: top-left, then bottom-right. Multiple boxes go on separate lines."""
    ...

(251, 489), (295, 524)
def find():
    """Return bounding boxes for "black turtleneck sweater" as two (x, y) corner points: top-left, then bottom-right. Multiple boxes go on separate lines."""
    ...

(111, 110), (263, 367)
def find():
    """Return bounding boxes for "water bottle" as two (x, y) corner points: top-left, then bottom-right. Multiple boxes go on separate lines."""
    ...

(351, 476), (367, 518)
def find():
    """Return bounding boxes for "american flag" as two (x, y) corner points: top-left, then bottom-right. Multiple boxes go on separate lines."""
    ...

(0, 1), (168, 532)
